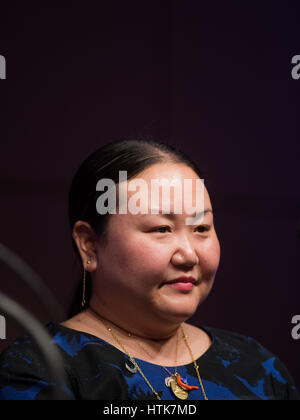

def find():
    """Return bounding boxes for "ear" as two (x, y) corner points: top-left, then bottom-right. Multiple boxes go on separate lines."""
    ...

(72, 221), (98, 272)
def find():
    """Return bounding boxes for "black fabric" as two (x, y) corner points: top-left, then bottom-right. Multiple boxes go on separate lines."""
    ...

(0, 322), (299, 400)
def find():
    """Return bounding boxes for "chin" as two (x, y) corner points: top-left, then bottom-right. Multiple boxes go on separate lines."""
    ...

(155, 289), (206, 321)
(161, 303), (198, 322)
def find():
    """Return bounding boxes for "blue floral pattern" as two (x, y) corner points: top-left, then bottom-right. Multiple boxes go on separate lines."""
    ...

(0, 323), (299, 400)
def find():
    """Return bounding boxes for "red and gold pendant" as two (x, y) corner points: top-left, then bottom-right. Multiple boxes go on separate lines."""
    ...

(165, 373), (199, 400)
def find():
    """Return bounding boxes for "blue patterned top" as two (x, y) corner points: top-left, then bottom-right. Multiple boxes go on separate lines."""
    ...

(0, 322), (299, 400)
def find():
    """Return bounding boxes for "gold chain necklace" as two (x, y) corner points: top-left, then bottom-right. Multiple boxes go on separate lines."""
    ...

(88, 308), (208, 400)
(130, 327), (180, 380)
(128, 326), (197, 400)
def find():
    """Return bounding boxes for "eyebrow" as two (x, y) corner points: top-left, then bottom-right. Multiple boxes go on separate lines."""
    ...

(140, 209), (213, 218)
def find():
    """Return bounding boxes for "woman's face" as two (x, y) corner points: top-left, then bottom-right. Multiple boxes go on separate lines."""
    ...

(92, 162), (221, 326)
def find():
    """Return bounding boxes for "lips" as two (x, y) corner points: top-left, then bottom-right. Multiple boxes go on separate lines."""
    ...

(161, 277), (198, 291)
(165, 276), (196, 285)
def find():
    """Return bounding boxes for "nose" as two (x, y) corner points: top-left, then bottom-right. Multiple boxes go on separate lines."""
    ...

(171, 236), (199, 267)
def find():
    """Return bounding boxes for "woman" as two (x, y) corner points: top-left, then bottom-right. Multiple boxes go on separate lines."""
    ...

(0, 139), (299, 400)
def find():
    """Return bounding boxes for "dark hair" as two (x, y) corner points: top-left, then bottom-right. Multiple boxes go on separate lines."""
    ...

(67, 138), (205, 317)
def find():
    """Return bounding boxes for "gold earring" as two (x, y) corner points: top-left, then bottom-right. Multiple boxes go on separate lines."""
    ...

(81, 260), (91, 308)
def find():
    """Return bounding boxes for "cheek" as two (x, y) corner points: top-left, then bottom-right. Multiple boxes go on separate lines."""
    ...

(202, 237), (221, 277)
(104, 235), (170, 278)
(126, 240), (170, 276)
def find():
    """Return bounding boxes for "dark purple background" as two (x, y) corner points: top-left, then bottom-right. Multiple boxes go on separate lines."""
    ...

(0, 2), (299, 389)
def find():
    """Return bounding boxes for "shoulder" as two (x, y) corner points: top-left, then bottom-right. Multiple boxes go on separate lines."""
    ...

(0, 322), (130, 400)
(203, 325), (300, 400)
(205, 324), (280, 364)
(206, 325), (265, 353)
(0, 322), (114, 364)
(0, 323), (83, 400)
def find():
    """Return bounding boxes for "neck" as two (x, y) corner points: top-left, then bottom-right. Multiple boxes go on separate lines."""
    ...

(88, 295), (184, 342)
(86, 305), (186, 365)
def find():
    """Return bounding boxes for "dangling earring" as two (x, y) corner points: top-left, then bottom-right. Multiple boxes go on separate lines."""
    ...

(81, 260), (91, 308)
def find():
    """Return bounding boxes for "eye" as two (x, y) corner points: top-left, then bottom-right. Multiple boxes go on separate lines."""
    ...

(152, 226), (171, 233)
(195, 225), (210, 233)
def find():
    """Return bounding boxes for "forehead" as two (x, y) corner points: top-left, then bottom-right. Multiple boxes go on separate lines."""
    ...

(115, 162), (212, 215)
(129, 162), (210, 197)
(135, 162), (200, 182)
